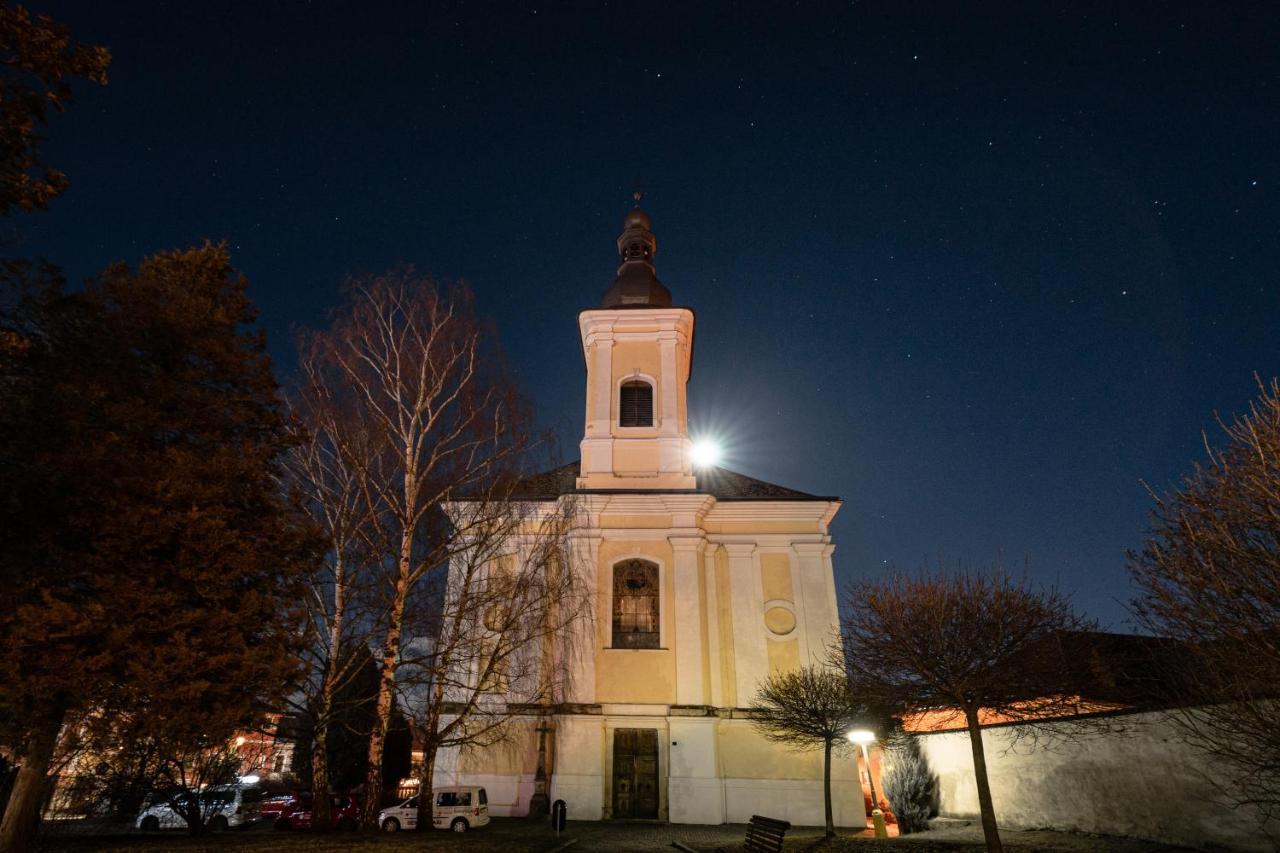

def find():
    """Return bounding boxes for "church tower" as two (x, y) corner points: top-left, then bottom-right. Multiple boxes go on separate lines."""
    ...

(577, 197), (696, 490)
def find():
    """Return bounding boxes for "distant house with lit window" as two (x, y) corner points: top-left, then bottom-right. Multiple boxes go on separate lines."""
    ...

(429, 204), (862, 826)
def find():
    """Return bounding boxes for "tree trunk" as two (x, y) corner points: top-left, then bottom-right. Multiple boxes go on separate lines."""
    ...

(310, 716), (332, 831)
(312, 549), (346, 831)
(361, 566), (409, 828)
(823, 738), (834, 838)
(0, 715), (61, 853)
(414, 747), (436, 831)
(964, 706), (1003, 853)
(183, 790), (204, 836)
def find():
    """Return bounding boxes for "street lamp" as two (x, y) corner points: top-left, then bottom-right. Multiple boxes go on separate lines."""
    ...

(847, 729), (888, 838)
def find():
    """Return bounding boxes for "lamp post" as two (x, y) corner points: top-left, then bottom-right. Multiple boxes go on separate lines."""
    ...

(847, 729), (888, 838)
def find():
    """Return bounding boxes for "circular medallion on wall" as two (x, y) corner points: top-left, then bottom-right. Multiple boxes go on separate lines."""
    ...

(763, 601), (797, 637)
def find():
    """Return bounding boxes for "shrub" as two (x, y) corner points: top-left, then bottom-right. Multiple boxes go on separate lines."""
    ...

(882, 737), (937, 834)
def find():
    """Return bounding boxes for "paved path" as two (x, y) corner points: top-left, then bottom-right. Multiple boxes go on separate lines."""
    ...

(552, 819), (763, 851)
(543, 818), (1197, 853)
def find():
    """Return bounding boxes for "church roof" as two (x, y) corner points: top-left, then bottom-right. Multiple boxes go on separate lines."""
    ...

(507, 460), (836, 502)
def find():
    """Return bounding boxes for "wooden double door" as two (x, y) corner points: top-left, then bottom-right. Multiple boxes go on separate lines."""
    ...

(611, 728), (658, 819)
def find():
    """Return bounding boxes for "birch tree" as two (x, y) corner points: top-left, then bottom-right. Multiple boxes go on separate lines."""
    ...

(283, 358), (380, 829)
(300, 271), (536, 827)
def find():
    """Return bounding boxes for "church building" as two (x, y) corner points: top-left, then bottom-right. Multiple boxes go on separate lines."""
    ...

(434, 203), (862, 826)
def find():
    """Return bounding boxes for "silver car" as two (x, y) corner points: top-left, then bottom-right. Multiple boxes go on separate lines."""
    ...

(135, 783), (263, 831)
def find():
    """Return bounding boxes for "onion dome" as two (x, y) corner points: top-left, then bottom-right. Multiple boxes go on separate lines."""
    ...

(600, 193), (672, 308)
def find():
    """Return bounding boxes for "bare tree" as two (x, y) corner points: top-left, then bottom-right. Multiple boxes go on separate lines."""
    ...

(748, 664), (877, 838)
(301, 271), (537, 827)
(394, 491), (589, 831)
(284, 353), (380, 829)
(1129, 376), (1280, 822)
(838, 568), (1095, 853)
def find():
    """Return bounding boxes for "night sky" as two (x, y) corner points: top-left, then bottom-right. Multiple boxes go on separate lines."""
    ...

(21, 1), (1279, 630)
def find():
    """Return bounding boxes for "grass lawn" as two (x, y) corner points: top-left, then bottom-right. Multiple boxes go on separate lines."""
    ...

(36, 817), (562, 853)
(37, 834), (547, 853)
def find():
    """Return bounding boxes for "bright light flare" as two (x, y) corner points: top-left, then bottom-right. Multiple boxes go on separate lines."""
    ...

(690, 439), (722, 468)
(846, 729), (876, 745)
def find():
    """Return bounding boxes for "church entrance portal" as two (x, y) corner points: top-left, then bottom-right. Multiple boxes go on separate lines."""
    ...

(611, 728), (658, 819)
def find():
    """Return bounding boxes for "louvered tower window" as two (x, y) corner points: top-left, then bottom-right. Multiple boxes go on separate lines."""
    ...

(619, 380), (654, 427)
(612, 560), (660, 649)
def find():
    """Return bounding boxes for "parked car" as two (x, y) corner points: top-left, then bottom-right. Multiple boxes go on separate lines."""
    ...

(260, 790), (309, 822)
(135, 783), (264, 831)
(274, 794), (359, 831)
(379, 786), (488, 833)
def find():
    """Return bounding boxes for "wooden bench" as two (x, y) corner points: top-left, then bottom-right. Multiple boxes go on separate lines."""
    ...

(744, 814), (791, 853)
(669, 814), (791, 853)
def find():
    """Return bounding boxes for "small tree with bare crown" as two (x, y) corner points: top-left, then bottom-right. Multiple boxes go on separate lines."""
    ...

(838, 568), (1094, 853)
(749, 665), (878, 838)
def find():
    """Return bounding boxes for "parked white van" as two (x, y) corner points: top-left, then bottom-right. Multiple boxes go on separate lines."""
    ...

(378, 785), (489, 832)
(135, 783), (263, 831)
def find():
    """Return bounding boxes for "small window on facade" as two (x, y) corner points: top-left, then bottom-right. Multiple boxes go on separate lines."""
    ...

(612, 559), (660, 649)
(619, 380), (654, 427)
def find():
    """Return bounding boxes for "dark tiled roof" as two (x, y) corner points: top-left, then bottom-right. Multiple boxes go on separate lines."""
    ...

(1052, 630), (1187, 709)
(507, 460), (836, 502)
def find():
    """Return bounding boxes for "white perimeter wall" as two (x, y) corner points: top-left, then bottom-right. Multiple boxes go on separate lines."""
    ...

(913, 711), (1278, 852)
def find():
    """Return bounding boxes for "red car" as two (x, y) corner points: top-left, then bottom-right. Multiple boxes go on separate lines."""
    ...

(274, 794), (359, 831)
(261, 791), (309, 822)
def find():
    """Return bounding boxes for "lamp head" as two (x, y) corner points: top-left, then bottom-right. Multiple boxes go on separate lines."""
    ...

(846, 729), (876, 745)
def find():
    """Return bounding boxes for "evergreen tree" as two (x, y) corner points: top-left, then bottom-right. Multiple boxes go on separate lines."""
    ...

(0, 244), (320, 847)
(290, 644), (413, 798)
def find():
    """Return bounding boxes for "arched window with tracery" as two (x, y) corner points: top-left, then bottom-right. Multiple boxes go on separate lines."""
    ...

(619, 379), (654, 427)
(612, 559), (659, 649)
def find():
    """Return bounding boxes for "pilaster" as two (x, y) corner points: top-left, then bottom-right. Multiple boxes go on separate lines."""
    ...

(670, 535), (706, 706)
(792, 541), (837, 666)
(722, 542), (765, 707)
(703, 546), (723, 707)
